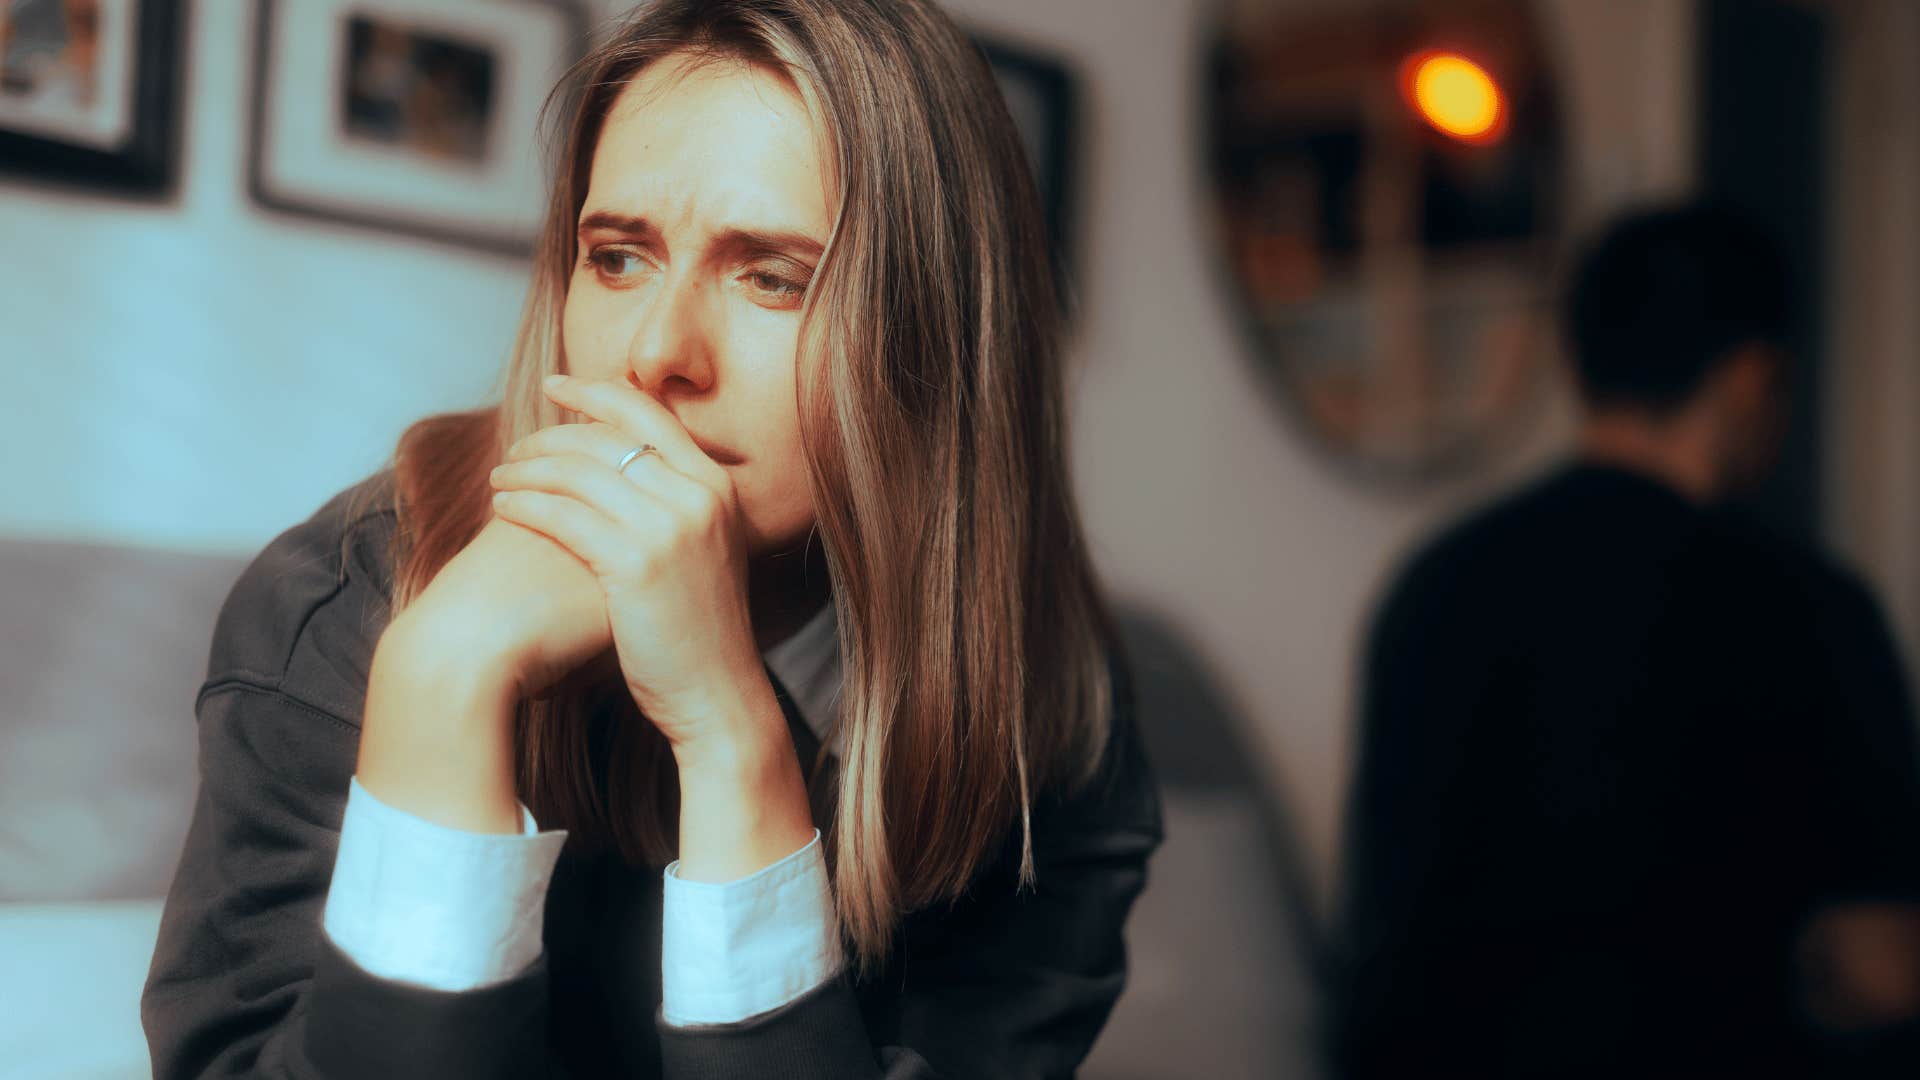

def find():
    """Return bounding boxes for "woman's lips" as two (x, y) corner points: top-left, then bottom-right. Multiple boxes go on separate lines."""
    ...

(691, 436), (744, 465)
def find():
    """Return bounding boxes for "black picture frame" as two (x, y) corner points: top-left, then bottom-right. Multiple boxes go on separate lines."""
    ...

(0, 0), (188, 196)
(247, 0), (590, 256)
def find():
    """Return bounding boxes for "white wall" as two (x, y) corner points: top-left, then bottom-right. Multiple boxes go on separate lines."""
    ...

(0, 0), (529, 555)
(0, 0), (1719, 903)
(1826, 0), (1920, 659)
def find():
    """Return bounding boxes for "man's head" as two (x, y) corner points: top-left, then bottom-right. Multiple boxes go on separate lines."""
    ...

(1564, 203), (1795, 495)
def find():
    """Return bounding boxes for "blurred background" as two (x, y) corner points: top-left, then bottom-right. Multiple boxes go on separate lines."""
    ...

(3, 0), (1918, 1077)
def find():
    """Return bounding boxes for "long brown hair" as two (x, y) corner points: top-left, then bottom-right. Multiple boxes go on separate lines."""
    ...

(345, 0), (1116, 969)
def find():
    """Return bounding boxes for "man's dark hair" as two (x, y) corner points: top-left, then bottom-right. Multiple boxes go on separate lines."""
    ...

(1563, 202), (1793, 412)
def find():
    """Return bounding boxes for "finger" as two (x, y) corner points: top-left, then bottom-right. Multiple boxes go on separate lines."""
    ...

(503, 426), (719, 523)
(503, 419), (630, 467)
(490, 489), (645, 582)
(540, 375), (729, 489)
(601, 446), (725, 525)
(507, 421), (698, 491)
(489, 452), (669, 536)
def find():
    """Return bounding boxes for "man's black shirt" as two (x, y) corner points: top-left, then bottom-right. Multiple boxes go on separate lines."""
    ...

(1334, 463), (1920, 1077)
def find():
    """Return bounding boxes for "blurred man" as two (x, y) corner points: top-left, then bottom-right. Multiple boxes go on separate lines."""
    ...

(1333, 204), (1920, 1078)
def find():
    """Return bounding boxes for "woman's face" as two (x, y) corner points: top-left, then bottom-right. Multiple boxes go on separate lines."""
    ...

(561, 52), (830, 556)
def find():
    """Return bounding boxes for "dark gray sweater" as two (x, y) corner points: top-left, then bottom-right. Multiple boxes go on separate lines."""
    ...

(140, 472), (1162, 1078)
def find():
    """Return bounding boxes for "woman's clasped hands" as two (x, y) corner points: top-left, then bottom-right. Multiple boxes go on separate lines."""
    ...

(484, 373), (773, 753)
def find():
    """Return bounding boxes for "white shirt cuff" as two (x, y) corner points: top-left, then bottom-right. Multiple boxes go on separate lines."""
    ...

(322, 774), (569, 991)
(660, 830), (842, 1026)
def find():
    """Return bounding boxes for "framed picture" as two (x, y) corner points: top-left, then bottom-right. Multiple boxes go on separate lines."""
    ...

(249, 0), (588, 255)
(0, 0), (186, 194)
(975, 33), (1080, 284)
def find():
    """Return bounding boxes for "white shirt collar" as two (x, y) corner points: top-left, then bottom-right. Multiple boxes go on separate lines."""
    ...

(759, 598), (842, 753)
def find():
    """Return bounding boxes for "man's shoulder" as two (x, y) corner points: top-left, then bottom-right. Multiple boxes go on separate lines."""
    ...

(1380, 473), (1563, 608)
(200, 469), (402, 725)
(1385, 464), (1709, 602)
(1698, 507), (1880, 620)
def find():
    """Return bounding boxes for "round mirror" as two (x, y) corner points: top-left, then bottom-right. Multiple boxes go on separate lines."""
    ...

(1206, 0), (1563, 481)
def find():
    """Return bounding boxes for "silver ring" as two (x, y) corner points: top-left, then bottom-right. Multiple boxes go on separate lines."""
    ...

(614, 444), (659, 475)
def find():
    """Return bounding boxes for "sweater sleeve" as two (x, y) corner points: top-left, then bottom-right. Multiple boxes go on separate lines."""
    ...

(654, 653), (1164, 1079)
(141, 681), (577, 1080)
(140, 479), (578, 1079)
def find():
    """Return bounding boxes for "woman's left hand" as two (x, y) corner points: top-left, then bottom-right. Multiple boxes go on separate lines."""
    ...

(488, 374), (774, 753)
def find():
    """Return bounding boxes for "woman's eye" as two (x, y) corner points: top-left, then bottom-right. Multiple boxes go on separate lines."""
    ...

(745, 269), (807, 302)
(586, 248), (645, 280)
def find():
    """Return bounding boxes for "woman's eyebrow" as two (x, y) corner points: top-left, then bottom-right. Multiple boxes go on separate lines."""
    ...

(576, 210), (822, 261)
(711, 227), (824, 263)
(577, 210), (660, 240)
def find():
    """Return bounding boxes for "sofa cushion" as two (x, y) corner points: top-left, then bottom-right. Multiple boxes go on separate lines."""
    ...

(0, 538), (245, 902)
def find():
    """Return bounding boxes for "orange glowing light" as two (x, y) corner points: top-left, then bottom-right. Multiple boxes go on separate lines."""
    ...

(1403, 52), (1505, 144)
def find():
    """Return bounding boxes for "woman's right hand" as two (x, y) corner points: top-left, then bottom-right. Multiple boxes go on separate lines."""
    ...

(356, 509), (613, 833)
(390, 512), (617, 703)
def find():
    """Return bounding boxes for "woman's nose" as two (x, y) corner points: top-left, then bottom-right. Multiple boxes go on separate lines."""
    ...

(625, 272), (716, 394)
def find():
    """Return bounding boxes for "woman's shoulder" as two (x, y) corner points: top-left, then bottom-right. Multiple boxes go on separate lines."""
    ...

(1026, 644), (1165, 859)
(200, 469), (402, 727)
(886, 643), (1162, 978)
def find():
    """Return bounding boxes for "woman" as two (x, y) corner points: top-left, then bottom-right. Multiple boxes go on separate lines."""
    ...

(141, 1), (1160, 1076)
